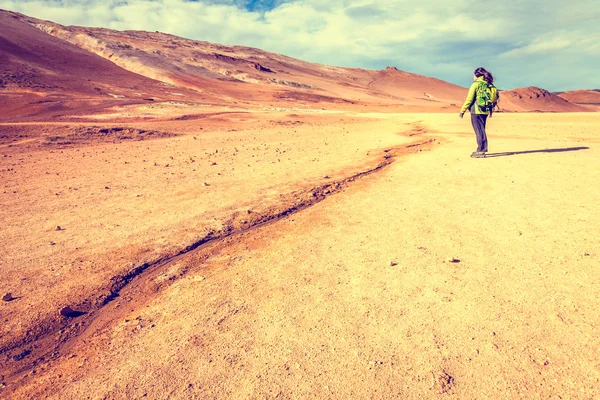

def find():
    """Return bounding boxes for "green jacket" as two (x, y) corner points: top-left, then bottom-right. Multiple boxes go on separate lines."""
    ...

(461, 77), (490, 115)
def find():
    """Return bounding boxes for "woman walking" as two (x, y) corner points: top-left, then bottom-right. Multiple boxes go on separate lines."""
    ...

(459, 67), (498, 158)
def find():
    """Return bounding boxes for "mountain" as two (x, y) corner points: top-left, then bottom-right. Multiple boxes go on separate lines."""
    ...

(498, 87), (587, 112)
(0, 10), (217, 120)
(0, 9), (593, 119)
(15, 11), (467, 107)
(557, 90), (600, 106)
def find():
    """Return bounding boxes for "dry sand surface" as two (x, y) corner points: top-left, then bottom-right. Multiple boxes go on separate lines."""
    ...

(1, 111), (600, 399)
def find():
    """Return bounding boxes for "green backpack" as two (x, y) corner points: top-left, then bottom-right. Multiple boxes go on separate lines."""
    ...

(476, 81), (499, 112)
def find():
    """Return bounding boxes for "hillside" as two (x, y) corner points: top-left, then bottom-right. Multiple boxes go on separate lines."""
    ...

(19, 12), (468, 108)
(0, 9), (593, 118)
(0, 11), (215, 121)
(498, 87), (587, 112)
(557, 90), (600, 105)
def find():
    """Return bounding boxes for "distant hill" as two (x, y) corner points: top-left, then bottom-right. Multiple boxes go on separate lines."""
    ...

(556, 90), (600, 105)
(0, 9), (592, 119)
(499, 87), (587, 112)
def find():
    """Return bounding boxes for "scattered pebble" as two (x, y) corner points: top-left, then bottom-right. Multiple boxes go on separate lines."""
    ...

(2, 292), (14, 302)
(55, 226), (63, 231)
(49, 241), (56, 246)
(323, 175), (330, 179)
(104, 186), (110, 189)
(446, 257), (460, 263)
(203, 182), (210, 186)
(389, 261), (398, 266)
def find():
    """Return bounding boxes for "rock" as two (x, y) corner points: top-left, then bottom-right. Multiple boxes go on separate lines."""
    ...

(60, 306), (75, 317)
(203, 182), (210, 186)
(2, 292), (14, 302)
(446, 257), (460, 263)
(55, 226), (63, 231)
(252, 63), (274, 72)
(49, 241), (56, 246)
(59, 306), (86, 318)
(389, 261), (398, 266)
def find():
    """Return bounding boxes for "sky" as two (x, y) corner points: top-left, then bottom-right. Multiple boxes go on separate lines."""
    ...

(1, 0), (598, 91)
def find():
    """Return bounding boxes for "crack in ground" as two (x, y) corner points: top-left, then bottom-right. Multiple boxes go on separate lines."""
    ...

(0, 129), (436, 389)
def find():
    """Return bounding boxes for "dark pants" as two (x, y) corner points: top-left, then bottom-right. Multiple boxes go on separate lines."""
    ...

(471, 114), (488, 152)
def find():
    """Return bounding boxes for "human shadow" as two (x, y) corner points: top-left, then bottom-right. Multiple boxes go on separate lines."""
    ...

(484, 146), (589, 158)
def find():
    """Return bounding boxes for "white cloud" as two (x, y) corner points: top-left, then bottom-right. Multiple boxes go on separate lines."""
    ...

(0, 0), (598, 90)
(501, 30), (600, 58)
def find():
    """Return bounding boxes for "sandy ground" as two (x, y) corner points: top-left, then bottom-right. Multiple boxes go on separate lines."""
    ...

(1, 112), (599, 398)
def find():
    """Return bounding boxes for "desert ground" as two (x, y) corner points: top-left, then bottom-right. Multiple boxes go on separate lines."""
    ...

(2, 8), (600, 399)
(1, 109), (599, 399)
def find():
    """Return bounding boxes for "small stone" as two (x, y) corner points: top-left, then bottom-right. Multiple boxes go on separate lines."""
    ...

(59, 306), (85, 318)
(211, 162), (217, 166)
(49, 241), (56, 246)
(2, 292), (14, 302)
(105, 186), (110, 189)
(389, 261), (398, 266)
(60, 306), (75, 317)
(55, 226), (63, 231)
(446, 257), (459, 263)
(203, 182), (210, 186)
(323, 175), (330, 179)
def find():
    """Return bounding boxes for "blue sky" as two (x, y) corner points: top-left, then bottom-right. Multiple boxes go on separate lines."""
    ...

(1, 0), (598, 91)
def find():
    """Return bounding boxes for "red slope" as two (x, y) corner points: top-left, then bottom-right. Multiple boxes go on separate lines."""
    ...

(0, 10), (214, 120)
(499, 87), (586, 112)
(557, 90), (600, 105)
(14, 12), (466, 109)
(1, 9), (590, 115)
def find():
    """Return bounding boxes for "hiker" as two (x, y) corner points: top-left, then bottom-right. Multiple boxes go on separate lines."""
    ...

(459, 67), (498, 158)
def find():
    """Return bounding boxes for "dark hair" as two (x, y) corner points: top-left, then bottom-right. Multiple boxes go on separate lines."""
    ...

(474, 67), (494, 84)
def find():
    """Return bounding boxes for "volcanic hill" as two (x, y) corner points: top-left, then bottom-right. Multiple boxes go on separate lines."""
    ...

(0, 9), (592, 119)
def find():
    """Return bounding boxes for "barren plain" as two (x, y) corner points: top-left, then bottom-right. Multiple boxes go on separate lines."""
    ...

(2, 110), (599, 399)
(2, 8), (600, 400)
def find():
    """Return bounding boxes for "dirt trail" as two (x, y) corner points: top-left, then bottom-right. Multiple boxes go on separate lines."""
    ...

(2, 113), (600, 398)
